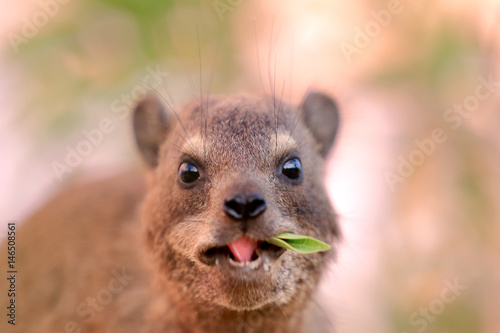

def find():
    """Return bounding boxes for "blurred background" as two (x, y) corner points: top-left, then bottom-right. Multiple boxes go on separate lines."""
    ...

(1, 0), (499, 332)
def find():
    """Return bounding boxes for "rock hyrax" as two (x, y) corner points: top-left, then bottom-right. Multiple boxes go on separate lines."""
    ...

(1, 91), (340, 333)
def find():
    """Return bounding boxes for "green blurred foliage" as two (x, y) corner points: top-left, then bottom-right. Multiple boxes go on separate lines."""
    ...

(8, 0), (237, 141)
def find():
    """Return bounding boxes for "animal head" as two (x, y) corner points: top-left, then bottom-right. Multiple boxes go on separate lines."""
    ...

(133, 92), (340, 310)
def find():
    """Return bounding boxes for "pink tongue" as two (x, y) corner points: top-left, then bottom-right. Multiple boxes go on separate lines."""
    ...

(227, 235), (258, 263)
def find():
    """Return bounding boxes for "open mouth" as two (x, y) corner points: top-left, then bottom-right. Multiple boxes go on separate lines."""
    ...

(199, 235), (285, 268)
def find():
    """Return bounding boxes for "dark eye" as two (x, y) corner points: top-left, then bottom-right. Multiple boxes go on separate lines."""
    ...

(282, 158), (302, 180)
(178, 162), (200, 183)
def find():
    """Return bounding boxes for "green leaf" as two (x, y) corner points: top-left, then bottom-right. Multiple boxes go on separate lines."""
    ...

(266, 233), (331, 254)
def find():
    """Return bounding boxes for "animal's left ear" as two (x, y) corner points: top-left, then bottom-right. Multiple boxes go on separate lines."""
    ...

(301, 91), (340, 157)
(133, 94), (170, 168)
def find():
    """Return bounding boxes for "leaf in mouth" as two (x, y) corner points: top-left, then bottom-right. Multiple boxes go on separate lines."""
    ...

(266, 233), (331, 254)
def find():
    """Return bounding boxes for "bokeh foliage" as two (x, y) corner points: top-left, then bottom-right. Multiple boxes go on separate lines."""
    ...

(9, 0), (237, 141)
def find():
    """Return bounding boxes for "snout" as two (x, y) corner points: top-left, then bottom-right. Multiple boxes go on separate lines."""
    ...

(222, 180), (267, 231)
(197, 180), (286, 269)
(223, 194), (267, 220)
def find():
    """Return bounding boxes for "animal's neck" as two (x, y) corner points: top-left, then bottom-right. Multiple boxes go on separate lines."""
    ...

(181, 305), (302, 333)
(147, 285), (307, 333)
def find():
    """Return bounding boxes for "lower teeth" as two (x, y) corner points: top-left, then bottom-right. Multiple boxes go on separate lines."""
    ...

(228, 255), (261, 269)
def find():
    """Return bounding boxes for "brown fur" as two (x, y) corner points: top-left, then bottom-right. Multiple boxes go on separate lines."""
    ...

(1, 92), (340, 333)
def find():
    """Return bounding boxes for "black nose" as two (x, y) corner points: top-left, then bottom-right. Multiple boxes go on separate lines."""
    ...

(224, 194), (267, 220)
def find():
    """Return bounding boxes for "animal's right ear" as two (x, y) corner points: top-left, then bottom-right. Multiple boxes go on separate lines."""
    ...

(133, 94), (170, 168)
(301, 91), (340, 157)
